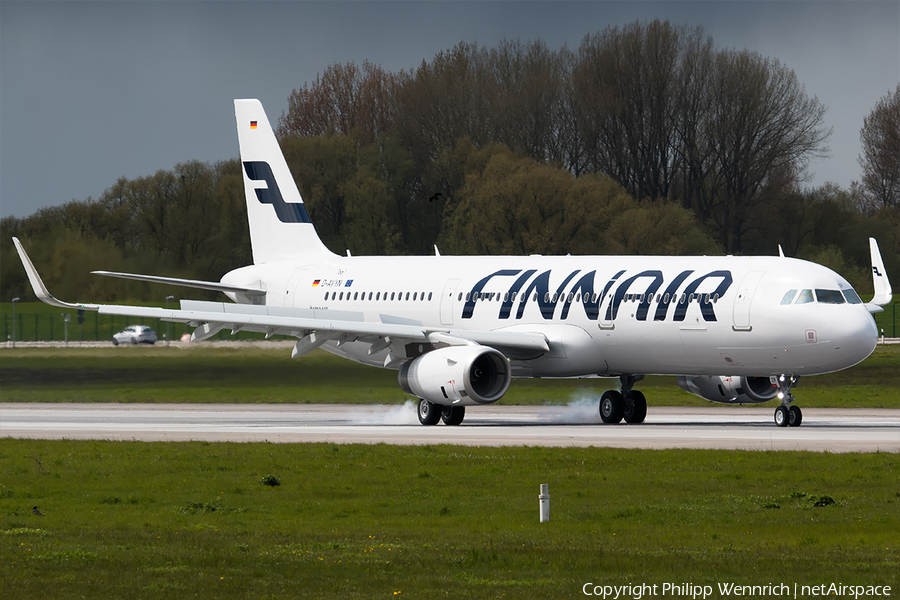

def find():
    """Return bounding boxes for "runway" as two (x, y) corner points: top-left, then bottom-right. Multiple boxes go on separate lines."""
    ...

(2, 403), (898, 452)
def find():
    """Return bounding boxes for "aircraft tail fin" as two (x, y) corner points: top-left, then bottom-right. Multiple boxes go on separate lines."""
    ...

(867, 237), (892, 313)
(234, 99), (336, 264)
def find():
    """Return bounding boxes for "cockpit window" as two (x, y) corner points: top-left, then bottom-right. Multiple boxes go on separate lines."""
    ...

(842, 289), (863, 304)
(780, 290), (798, 305)
(815, 289), (846, 304)
(795, 289), (814, 304)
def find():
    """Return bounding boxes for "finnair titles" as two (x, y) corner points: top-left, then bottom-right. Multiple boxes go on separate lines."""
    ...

(14, 99), (893, 429)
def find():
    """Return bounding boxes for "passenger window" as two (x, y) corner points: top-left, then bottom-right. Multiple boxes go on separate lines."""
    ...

(815, 289), (845, 304)
(796, 289), (813, 304)
(390, 292), (395, 301)
(324, 293), (328, 301)
(405, 292), (410, 301)
(413, 292), (417, 301)
(428, 292), (433, 301)
(339, 292), (344, 300)
(353, 292), (358, 301)
(780, 290), (798, 305)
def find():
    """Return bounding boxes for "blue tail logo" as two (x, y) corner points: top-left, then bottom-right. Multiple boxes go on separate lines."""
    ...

(243, 161), (311, 224)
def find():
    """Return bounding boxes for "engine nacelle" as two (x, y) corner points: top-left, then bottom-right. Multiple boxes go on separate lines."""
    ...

(676, 375), (780, 405)
(398, 346), (511, 406)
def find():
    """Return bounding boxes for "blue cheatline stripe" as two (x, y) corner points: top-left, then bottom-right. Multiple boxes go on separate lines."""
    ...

(243, 161), (311, 224)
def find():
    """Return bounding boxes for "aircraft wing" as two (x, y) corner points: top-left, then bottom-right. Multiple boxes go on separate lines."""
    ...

(13, 237), (549, 360)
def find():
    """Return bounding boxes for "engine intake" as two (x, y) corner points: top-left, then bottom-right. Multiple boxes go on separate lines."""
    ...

(398, 346), (511, 406)
(676, 375), (780, 405)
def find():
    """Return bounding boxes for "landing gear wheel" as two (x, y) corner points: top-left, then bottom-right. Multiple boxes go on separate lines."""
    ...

(417, 399), (442, 426)
(441, 406), (465, 426)
(623, 390), (647, 424)
(774, 405), (790, 427)
(600, 390), (625, 424)
(788, 405), (802, 427)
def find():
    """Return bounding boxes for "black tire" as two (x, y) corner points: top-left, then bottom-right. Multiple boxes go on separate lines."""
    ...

(417, 398), (442, 426)
(599, 390), (625, 424)
(441, 406), (465, 426)
(774, 405), (790, 427)
(788, 405), (803, 427)
(130, 337), (138, 346)
(112, 338), (119, 346)
(623, 390), (647, 424)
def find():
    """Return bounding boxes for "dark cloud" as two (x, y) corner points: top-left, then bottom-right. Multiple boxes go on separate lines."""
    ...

(2, 1), (898, 219)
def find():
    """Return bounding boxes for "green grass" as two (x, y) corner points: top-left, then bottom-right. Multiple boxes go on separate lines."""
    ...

(2, 344), (899, 407)
(1, 440), (897, 599)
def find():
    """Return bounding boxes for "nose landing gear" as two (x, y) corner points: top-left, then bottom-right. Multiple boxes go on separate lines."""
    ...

(773, 375), (802, 427)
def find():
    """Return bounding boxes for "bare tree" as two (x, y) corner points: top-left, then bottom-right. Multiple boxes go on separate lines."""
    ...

(278, 61), (400, 144)
(705, 50), (830, 253)
(574, 20), (682, 201)
(859, 84), (900, 211)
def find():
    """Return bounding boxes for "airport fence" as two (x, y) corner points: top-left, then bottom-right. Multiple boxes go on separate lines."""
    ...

(0, 304), (269, 344)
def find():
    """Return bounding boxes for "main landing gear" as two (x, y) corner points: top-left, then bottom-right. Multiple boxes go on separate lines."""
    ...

(773, 375), (802, 427)
(417, 398), (465, 426)
(599, 375), (647, 424)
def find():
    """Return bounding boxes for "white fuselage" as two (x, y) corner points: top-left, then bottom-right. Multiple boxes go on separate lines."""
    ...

(222, 253), (878, 379)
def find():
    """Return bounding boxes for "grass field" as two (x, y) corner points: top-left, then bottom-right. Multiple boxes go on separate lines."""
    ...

(1, 343), (899, 407)
(1, 440), (897, 599)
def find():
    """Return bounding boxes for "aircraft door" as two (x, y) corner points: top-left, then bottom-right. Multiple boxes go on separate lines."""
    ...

(732, 270), (765, 331)
(285, 269), (308, 308)
(440, 279), (460, 325)
(597, 290), (617, 345)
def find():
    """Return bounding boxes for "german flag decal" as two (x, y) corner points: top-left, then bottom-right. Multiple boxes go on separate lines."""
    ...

(250, 121), (258, 129)
(312, 280), (320, 286)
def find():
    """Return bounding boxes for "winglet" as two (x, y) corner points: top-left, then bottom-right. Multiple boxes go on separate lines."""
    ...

(12, 237), (100, 311)
(778, 244), (785, 258)
(867, 237), (892, 312)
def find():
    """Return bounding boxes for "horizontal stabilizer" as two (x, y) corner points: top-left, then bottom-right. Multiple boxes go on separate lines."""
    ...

(91, 271), (266, 297)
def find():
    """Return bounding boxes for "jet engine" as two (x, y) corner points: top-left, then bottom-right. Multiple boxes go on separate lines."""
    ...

(398, 346), (511, 406)
(676, 375), (780, 404)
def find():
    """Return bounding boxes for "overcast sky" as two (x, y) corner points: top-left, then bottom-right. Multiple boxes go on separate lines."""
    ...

(1, 1), (898, 220)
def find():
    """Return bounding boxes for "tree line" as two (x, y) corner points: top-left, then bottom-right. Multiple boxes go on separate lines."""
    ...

(2, 20), (898, 303)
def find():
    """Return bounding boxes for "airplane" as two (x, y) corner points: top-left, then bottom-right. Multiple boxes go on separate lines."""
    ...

(13, 99), (893, 428)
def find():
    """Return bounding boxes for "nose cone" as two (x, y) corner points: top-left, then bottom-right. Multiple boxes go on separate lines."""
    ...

(831, 308), (878, 370)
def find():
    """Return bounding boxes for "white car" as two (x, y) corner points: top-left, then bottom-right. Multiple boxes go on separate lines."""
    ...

(112, 325), (157, 345)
